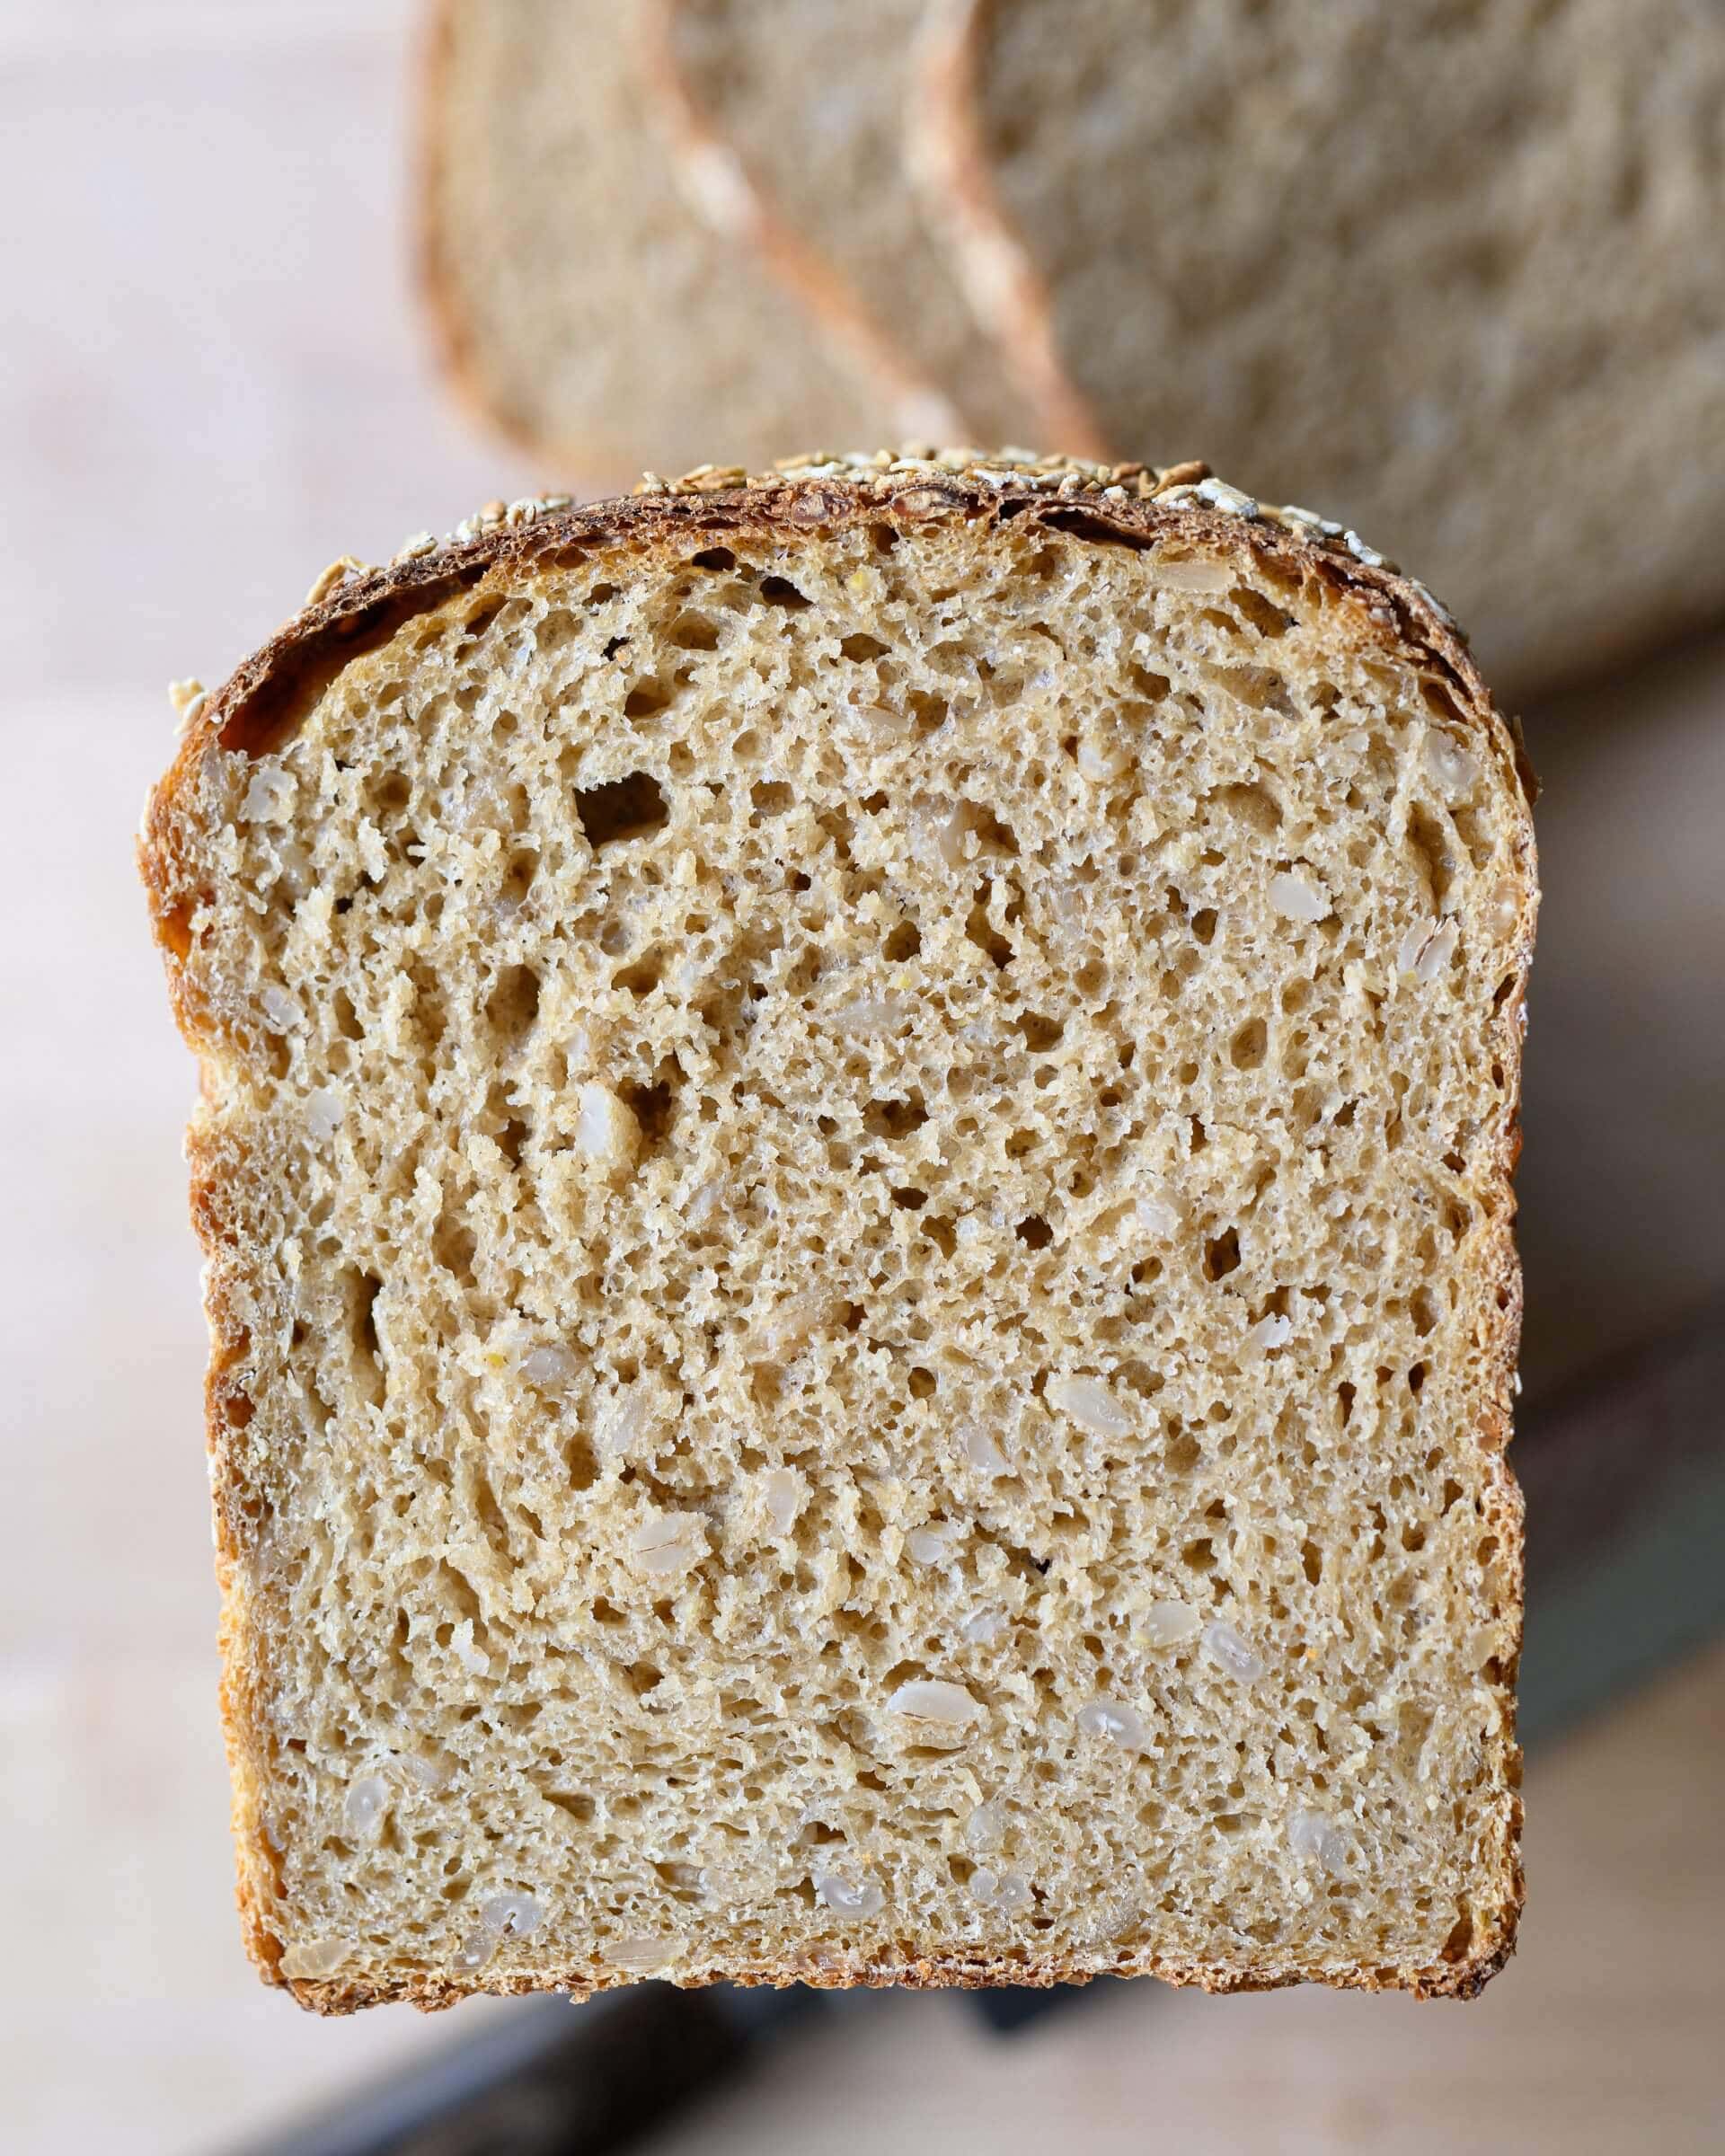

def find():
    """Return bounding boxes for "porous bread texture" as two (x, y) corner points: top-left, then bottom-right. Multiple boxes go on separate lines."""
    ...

(141, 463), (1535, 2013)
(420, 0), (1725, 693)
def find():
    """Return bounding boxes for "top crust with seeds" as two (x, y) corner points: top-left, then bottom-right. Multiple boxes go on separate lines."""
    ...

(141, 455), (1535, 2013)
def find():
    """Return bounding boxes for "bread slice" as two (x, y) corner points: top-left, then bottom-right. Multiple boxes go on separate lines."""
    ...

(140, 452), (1535, 2012)
(420, 0), (890, 478)
(642, 0), (1036, 455)
(420, 0), (1725, 692)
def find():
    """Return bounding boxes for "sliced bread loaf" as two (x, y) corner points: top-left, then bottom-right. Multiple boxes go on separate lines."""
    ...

(141, 452), (1535, 2011)
(420, 0), (1725, 692)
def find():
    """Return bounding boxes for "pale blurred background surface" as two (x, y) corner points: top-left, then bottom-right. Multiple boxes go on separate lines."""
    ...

(2, 4), (1721, 2152)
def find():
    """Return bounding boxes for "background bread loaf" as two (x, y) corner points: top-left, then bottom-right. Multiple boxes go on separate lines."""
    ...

(421, 0), (1725, 694)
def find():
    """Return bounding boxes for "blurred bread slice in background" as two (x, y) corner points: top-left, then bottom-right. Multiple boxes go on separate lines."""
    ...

(421, 0), (881, 473)
(420, 0), (1725, 696)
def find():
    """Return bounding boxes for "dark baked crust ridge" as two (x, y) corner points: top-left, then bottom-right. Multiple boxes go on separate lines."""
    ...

(140, 454), (1534, 2013)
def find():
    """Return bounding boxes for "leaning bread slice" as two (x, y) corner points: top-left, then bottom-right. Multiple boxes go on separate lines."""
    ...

(640, 0), (1038, 454)
(140, 452), (1535, 2012)
(420, 0), (891, 481)
(913, 0), (1725, 690)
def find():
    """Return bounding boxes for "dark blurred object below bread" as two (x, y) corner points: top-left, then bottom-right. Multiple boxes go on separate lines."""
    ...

(420, 0), (1725, 697)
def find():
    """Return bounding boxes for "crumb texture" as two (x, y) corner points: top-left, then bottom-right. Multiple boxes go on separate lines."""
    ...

(150, 496), (1531, 2006)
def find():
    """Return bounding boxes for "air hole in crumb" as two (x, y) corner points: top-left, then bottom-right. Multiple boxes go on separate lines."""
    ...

(613, 952), (665, 997)
(434, 1215), (477, 1287)
(883, 920), (921, 962)
(485, 964), (540, 1040)
(544, 1790), (595, 1823)
(891, 1187), (928, 1210)
(574, 772), (668, 849)
(689, 546), (735, 572)
(462, 602), (503, 639)
(1302, 1540), (1323, 1584)
(922, 1215), (957, 1259)
(840, 632), (889, 662)
(751, 781), (795, 816)
(1191, 907), (1218, 947)
(1229, 1018), (1268, 1070)
(1220, 781), (1283, 835)
(1015, 1215), (1054, 1250)
(965, 884), (1014, 968)
(759, 575), (811, 609)
(1409, 1362), (1428, 1395)
(1408, 804), (1455, 908)
(1229, 586), (1292, 638)
(158, 903), (193, 959)
(1015, 1012), (1063, 1051)
(620, 1075), (676, 1147)
(1165, 1429), (1201, 1474)
(341, 1271), (385, 1409)
(863, 1095), (928, 1139)
(907, 1366), (937, 1399)
(1422, 678), (1464, 725)
(1204, 1229), (1241, 1280)
(500, 850), (537, 906)
(624, 682), (670, 719)
(668, 612), (721, 653)
(1441, 1909), (1475, 1962)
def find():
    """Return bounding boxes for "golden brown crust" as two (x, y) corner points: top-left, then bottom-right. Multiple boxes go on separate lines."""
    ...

(288, 1926), (1517, 2016)
(140, 452), (1533, 2011)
